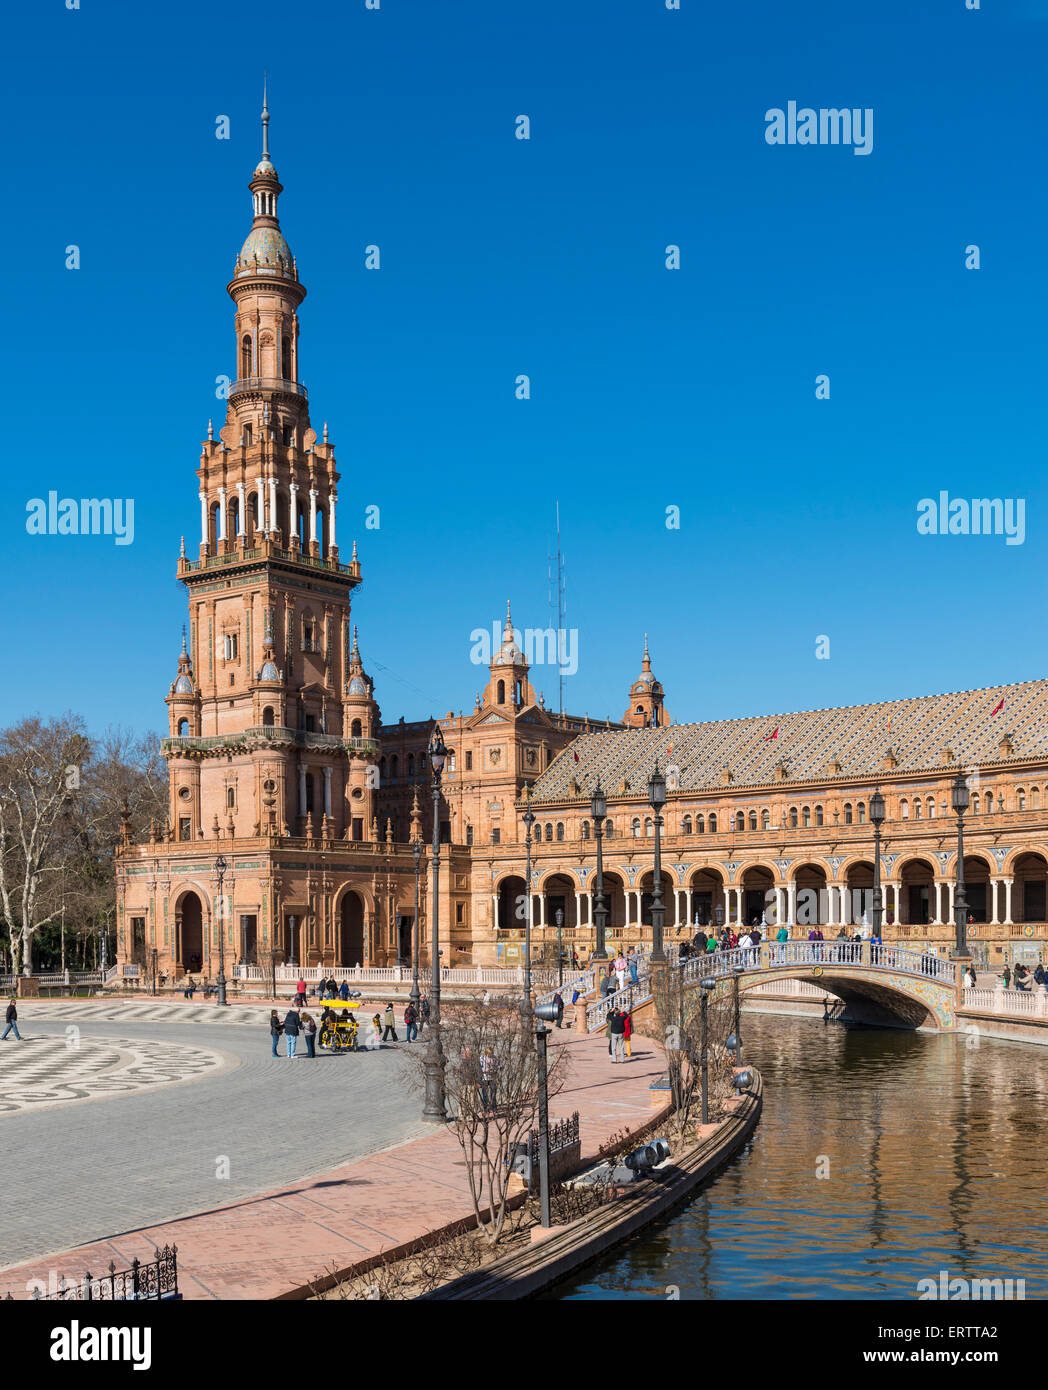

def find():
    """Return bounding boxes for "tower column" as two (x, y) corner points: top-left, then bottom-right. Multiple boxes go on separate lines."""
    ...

(199, 491), (208, 547)
(255, 477), (265, 532)
(268, 477), (277, 537)
(217, 487), (227, 542)
(298, 764), (307, 817)
(289, 483), (299, 547)
(329, 492), (337, 548)
(236, 481), (246, 539)
(309, 489), (318, 545)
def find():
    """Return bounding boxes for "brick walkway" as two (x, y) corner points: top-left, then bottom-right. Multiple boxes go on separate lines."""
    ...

(0, 1026), (665, 1300)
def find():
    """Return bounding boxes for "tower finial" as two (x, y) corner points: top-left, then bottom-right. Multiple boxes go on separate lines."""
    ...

(261, 73), (270, 159)
(181, 624), (187, 654)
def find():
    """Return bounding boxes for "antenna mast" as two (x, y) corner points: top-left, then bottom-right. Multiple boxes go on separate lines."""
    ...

(547, 502), (566, 720)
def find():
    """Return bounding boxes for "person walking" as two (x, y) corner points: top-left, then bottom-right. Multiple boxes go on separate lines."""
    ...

(269, 1009), (283, 1057)
(282, 1006), (301, 1058)
(338, 978), (349, 1001)
(1003, 964), (1012, 989)
(628, 948), (639, 986)
(302, 1011), (317, 1058)
(479, 1047), (497, 1111)
(2, 998), (22, 1041)
(552, 991), (564, 1028)
(381, 1002), (398, 1042)
(404, 1000), (418, 1042)
(622, 1007), (633, 1058)
(614, 952), (627, 991)
(419, 995), (430, 1030)
(609, 1007), (627, 1063)
(295, 977), (307, 1007)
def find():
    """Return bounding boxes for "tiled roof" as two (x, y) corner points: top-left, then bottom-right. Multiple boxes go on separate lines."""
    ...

(527, 679), (1048, 804)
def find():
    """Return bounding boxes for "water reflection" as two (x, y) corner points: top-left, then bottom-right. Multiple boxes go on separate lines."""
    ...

(555, 1016), (1048, 1300)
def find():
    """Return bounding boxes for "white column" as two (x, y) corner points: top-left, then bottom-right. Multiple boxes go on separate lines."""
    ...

(217, 487), (227, 541)
(328, 492), (337, 548)
(309, 489), (318, 544)
(1004, 877), (1014, 924)
(256, 477), (265, 531)
(787, 880), (797, 926)
(839, 883), (849, 926)
(199, 491), (208, 546)
(736, 887), (744, 924)
(574, 891), (582, 929)
(298, 765), (306, 816)
(989, 879), (1000, 925)
(268, 477), (277, 536)
(774, 886), (784, 926)
(236, 481), (246, 538)
(289, 483), (299, 544)
(323, 766), (332, 817)
(934, 880), (943, 924)
(538, 894), (547, 928)
(674, 889), (683, 929)
(634, 889), (643, 927)
(947, 881), (955, 922)
(826, 885), (838, 926)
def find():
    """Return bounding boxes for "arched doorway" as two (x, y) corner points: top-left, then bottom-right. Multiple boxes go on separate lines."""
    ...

(845, 860), (875, 928)
(599, 871), (628, 932)
(176, 891), (204, 974)
(794, 863), (828, 928)
(542, 874), (578, 930)
(1014, 852), (1048, 923)
(339, 892), (366, 966)
(961, 854), (992, 924)
(740, 865), (774, 928)
(687, 868), (724, 930)
(497, 875), (527, 930)
(898, 858), (936, 927)
(638, 869), (675, 930)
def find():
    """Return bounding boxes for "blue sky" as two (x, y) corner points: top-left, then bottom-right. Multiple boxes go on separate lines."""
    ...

(3, 0), (1046, 738)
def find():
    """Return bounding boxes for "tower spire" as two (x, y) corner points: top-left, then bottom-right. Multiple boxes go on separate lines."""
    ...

(262, 74), (270, 159)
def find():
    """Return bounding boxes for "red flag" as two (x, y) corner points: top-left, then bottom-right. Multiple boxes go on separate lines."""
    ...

(573, 751), (579, 762)
(764, 727), (779, 742)
(990, 697), (1005, 716)
(666, 741), (674, 757)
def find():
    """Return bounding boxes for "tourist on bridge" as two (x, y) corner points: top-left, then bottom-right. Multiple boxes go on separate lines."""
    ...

(404, 1000), (418, 1041)
(1014, 964), (1030, 991)
(776, 923), (789, 942)
(1003, 965), (1012, 989)
(694, 929), (708, 952)
(706, 935), (718, 953)
(965, 964), (978, 989)
(600, 969), (616, 999)
(381, 1003), (399, 1041)
(269, 1010), (283, 1057)
(628, 948), (639, 985)
(614, 953), (627, 991)
(302, 1011), (317, 1058)
(571, 948), (581, 971)
(282, 1006), (301, 1058)
(2, 999), (22, 1041)
(608, 1008), (627, 1062)
(1034, 963), (1045, 988)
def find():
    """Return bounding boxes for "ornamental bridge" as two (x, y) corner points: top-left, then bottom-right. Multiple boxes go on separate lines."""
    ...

(579, 940), (964, 1034)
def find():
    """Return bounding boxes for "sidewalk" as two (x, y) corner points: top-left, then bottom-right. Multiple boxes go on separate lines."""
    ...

(0, 1027), (665, 1300)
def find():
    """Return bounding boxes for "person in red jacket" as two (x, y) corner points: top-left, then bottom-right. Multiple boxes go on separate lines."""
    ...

(622, 1008), (633, 1059)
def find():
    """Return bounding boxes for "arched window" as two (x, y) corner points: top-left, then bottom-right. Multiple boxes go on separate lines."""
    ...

(408, 754), (415, 776)
(762, 809), (770, 829)
(749, 810), (757, 830)
(736, 812), (745, 833)
(1018, 788), (1026, 810)
(466, 824), (473, 846)
(177, 718), (189, 737)
(927, 799), (935, 819)
(682, 815), (692, 834)
(226, 786), (235, 809)
(282, 336), (292, 379)
(350, 718), (362, 738)
(857, 802), (866, 823)
(581, 820), (591, 840)
(697, 814), (705, 834)
(636, 705), (644, 714)
(244, 423), (253, 447)
(645, 817), (654, 837)
(985, 788), (994, 812)
(304, 773), (315, 814)
(789, 807), (798, 829)
(914, 800), (921, 820)
(1032, 787), (1040, 809)
(900, 798), (909, 819)
(843, 803), (853, 824)
(447, 750), (456, 772)
(605, 820), (614, 838)
(390, 754), (399, 779)
(972, 792), (980, 814)
(241, 335), (252, 378)
(802, 806), (811, 828)
(631, 818), (641, 838)
(497, 680), (506, 704)
(708, 813), (717, 833)
(815, 805), (823, 827)
(379, 756), (387, 780)
(556, 823), (564, 841)
(545, 823), (553, 842)
(262, 705), (275, 726)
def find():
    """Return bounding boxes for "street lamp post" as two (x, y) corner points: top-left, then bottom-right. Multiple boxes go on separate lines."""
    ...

(533, 1000), (561, 1227)
(215, 854), (228, 1006)
(270, 946), (279, 1001)
(410, 836), (423, 1020)
(699, 977), (717, 1124)
(151, 947), (158, 997)
(648, 761), (667, 962)
(728, 963), (744, 1067)
(870, 787), (886, 943)
(951, 770), (971, 959)
(591, 781), (608, 961)
(554, 908), (564, 988)
(422, 725), (448, 1122)
(522, 797), (535, 1012)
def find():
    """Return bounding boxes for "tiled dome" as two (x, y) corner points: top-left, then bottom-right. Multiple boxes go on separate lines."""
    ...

(237, 225), (293, 271)
(259, 660), (280, 681)
(174, 675), (193, 694)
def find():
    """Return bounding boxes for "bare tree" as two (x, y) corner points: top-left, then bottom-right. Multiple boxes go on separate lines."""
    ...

(652, 964), (738, 1141)
(404, 997), (569, 1246)
(0, 715), (90, 973)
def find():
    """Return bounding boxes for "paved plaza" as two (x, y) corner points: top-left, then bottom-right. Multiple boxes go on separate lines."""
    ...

(0, 1000), (668, 1299)
(0, 1001), (429, 1273)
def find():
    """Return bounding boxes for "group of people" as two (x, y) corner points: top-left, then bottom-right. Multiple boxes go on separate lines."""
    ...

(605, 1005), (633, 1062)
(1003, 962), (1046, 991)
(293, 976), (357, 1006)
(269, 996), (431, 1057)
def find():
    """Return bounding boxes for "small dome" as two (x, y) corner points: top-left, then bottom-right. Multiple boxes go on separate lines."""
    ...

(253, 156), (278, 180)
(174, 675), (193, 694)
(348, 677), (367, 696)
(259, 661), (279, 682)
(237, 225), (293, 271)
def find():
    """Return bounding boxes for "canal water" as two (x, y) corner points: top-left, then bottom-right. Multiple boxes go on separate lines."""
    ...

(554, 1013), (1048, 1299)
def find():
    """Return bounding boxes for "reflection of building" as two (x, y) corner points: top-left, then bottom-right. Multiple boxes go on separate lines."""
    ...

(114, 109), (1048, 977)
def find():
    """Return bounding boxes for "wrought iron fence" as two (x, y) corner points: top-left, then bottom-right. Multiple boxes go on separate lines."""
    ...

(23, 1246), (178, 1301)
